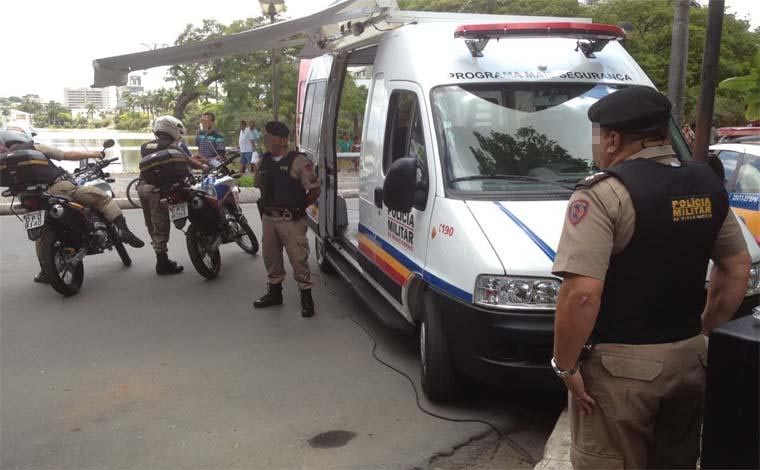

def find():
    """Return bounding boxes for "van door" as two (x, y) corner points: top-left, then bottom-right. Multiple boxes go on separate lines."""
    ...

(359, 81), (434, 310)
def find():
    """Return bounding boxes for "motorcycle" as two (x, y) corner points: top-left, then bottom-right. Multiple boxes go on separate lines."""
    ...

(73, 152), (118, 198)
(1, 139), (132, 296)
(160, 153), (259, 279)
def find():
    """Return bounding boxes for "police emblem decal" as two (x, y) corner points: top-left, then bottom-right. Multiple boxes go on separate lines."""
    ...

(568, 199), (590, 225)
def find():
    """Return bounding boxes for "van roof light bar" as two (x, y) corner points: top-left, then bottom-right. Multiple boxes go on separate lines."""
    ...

(454, 22), (626, 58)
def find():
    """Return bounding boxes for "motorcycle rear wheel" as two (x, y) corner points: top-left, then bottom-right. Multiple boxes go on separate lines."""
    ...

(40, 232), (84, 297)
(186, 223), (221, 279)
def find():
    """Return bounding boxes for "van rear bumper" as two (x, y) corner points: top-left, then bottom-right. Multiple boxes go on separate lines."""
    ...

(430, 288), (562, 390)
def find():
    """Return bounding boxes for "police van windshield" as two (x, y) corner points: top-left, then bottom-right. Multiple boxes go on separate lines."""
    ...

(432, 83), (624, 196)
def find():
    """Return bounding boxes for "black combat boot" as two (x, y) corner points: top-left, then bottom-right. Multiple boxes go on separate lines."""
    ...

(34, 271), (49, 284)
(254, 283), (283, 308)
(113, 215), (145, 248)
(300, 289), (315, 318)
(156, 253), (183, 275)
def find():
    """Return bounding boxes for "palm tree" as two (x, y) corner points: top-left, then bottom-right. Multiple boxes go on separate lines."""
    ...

(85, 103), (98, 123)
(45, 101), (67, 127)
(719, 50), (760, 122)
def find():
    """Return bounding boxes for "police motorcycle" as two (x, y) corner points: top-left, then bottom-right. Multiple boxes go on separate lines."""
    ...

(139, 148), (259, 279)
(72, 152), (118, 198)
(0, 139), (132, 297)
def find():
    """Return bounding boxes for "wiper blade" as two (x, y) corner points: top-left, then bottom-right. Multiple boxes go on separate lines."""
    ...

(449, 174), (574, 190)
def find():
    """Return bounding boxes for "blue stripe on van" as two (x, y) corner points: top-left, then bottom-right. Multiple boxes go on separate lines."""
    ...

(494, 202), (556, 262)
(729, 193), (760, 211)
(358, 224), (472, 303)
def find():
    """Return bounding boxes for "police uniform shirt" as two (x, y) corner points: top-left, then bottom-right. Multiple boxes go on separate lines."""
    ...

(552, 145), (746, 281)
(33, 143), (65, 161)
(254, 153), (320, 192)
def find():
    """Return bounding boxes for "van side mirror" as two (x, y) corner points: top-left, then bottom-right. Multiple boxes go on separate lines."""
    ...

(383, 157), (417, 212)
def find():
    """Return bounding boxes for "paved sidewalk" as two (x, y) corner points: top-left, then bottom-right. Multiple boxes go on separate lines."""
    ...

(533, 407), (572, 470)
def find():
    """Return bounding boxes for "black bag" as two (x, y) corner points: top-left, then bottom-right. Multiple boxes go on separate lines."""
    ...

(139, 148), (192, 186)
(0, 149), (60, 188)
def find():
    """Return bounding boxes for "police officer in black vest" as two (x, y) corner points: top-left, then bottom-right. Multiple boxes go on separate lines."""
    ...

(253, 121), (320, 317)
(551, 86), (750, 468)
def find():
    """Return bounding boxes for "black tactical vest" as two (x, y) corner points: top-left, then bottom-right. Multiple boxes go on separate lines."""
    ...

(140, 137), (177, 157)
(259, 152), (307, 210)
(586, 158), (729, 344)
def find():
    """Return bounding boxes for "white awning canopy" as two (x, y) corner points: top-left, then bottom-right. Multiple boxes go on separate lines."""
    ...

(92, 0), (587, 87)
(92, 0), (396, 87)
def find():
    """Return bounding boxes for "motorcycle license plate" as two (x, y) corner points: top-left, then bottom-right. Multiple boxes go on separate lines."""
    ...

(169, 202), (188, 222)
(24, 210), (45, 230)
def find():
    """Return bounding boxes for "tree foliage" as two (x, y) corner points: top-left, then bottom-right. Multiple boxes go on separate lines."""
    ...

(399, 0), (760, 126)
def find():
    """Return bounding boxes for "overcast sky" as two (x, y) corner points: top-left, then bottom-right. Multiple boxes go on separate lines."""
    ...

(2, 0), (758, 103)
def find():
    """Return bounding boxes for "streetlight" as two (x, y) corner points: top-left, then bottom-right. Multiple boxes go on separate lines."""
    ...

(259, 0), (285, 121)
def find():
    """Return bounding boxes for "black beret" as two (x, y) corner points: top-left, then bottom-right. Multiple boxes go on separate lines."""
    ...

(265, 121), (289, 138)
(588, 86), (672, 132)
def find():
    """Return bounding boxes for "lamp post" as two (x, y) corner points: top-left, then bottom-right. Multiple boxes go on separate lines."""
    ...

(259, 0), (285, 122)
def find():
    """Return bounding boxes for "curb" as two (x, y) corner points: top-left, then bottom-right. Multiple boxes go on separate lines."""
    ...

(1, 188), (359, 216)
(533, 407), (572, 470)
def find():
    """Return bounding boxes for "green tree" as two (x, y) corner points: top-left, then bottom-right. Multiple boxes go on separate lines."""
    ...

(719, 49), (760, 121)
(85, 103), (98, 123)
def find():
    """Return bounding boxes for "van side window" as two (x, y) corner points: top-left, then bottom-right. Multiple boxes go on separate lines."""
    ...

(301, 81), (327, 152)
(384, 91), (427, 172)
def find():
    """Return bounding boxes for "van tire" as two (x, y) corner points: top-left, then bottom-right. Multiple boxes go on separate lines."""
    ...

(420, 290), (460, 402)
(315, 237), (335, 274)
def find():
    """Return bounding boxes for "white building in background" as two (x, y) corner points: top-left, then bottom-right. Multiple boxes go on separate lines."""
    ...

(1, 110), (33, 128)
(64, 87), (113, 110)
(117, 75), (145, 107)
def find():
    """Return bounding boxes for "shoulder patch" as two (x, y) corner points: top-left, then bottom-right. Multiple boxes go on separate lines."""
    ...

(576, 171), (612, 189)
(568, 199), (591, 225)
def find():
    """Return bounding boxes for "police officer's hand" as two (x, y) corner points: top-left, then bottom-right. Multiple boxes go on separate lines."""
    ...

(563, 373), (596, 415)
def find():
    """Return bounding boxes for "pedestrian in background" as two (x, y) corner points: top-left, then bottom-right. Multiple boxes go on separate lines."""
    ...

(551, 86), (750, 469)
(195, 111), (225, 167)
(238, 120), (255, 173)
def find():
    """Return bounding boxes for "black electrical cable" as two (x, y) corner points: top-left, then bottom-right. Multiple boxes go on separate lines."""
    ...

(311, 270), (538, 465)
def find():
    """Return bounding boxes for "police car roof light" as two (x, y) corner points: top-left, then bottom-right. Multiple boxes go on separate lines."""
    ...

(454, 22), (626, 58)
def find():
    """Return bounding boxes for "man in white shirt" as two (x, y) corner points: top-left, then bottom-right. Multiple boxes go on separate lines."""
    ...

(249, 121), (261, 168)
(238, 120), (255, 173)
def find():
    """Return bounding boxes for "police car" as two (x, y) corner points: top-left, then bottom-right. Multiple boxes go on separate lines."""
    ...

(712, 141), (760, 243)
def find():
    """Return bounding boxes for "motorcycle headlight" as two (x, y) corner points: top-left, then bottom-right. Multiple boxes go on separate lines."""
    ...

(746, 262), (760, 297)
(475, 275), (561, 311)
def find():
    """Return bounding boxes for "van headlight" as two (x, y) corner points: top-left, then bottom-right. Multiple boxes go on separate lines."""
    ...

(747, 263), (760, 296)
(475, 275), (561, 310)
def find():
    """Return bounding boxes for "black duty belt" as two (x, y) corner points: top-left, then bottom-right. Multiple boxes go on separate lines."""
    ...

(262, 207), (305, 220)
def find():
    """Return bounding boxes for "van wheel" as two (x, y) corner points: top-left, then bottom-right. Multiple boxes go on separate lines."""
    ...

(315, 238), (335, 274)
(420, 291), (460, 402)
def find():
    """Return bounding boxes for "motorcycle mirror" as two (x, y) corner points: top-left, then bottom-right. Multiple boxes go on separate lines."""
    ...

(102, 139), (115, 149)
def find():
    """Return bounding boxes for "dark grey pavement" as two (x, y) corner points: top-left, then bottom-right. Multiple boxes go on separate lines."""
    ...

(0, 208), (562, 469)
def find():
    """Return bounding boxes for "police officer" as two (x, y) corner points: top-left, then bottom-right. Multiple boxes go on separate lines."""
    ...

(0, 129), (145, 283)
(138, 116), (206, 275)
(253, 121), (320, 317)
(551, 86), (751, 468)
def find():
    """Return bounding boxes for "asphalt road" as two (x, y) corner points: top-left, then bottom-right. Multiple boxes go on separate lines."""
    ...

(0, 207), (563, 469)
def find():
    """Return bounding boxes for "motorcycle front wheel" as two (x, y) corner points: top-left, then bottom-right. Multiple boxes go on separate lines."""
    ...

(108, 227), (132, 266)
(235, 221), (259, 255)
(186, 223), (221, 279)
(40, 232), (84, 297)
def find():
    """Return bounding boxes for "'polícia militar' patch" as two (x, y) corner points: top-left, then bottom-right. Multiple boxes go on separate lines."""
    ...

(671, 195), (712, 222)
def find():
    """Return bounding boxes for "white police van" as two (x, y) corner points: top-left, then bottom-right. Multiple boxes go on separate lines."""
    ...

(93, 0), (760, 401)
